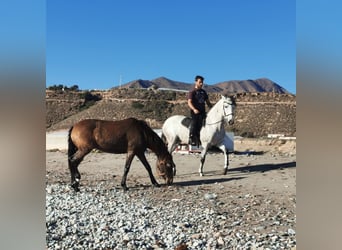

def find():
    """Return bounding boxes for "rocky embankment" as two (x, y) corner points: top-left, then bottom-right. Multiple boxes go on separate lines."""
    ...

(46, 89), (296, 137)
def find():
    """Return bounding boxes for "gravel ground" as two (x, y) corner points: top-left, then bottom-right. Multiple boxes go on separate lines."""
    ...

(46, 143), (296, 250)
(46, 182), (295, 249)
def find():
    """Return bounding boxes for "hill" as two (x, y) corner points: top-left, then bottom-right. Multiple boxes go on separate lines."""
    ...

(214, 78), (289, 94)
(46, 88), (296, 137)
(115, 77), (290, 94)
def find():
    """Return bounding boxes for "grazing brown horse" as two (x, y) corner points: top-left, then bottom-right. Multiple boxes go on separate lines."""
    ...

(68, 118), (175, 191)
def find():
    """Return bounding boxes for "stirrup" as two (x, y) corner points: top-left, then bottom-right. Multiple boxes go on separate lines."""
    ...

(189, 137), (196, 146)
(189, 136), (199, 146)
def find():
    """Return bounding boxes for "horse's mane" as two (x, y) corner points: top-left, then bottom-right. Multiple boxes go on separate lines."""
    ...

(208, 96), (236, 112)
(230, 95), (237, 106)
(207, 97), (222, 116)
(204, 95), (236, 123)
(137, 119), (169, 155)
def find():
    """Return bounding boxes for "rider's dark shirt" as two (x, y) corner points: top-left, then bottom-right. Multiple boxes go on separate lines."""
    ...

(188, 88), (208, 114)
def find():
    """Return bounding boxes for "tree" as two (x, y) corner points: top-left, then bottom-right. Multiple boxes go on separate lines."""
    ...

(70, 85), (79, 91)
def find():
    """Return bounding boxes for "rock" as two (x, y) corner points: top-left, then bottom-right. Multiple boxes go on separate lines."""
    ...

(204, 193), (217, 200)
(217, 237), (225, 245)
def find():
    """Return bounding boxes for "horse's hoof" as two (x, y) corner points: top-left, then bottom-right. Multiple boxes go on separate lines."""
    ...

(223, 169), (228, 175)
(199, 173), (204, 177)
(154, 183), (161, 188)
(71, 182), (80, 192)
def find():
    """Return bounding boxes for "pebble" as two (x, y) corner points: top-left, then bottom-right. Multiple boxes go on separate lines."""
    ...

(204, 193), (217, 200)
(46, 183), (296, 249)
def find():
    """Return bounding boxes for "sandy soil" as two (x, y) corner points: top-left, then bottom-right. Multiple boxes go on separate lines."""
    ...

(46, 138), (296, 199)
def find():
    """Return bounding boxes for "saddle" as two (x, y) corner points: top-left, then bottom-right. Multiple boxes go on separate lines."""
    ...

(181, 117), (192, 128)
(181, 117), (201, 146)
(181, 116), (206, 128)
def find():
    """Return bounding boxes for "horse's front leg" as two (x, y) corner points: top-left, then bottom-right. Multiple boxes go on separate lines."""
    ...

(199, 147), (209, 177)
(121, 152), (135, 191)
(136, 152), (161, 188)
(218, 144), (229, 175)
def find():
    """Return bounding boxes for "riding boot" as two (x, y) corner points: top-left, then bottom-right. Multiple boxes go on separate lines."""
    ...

(189, 119), (197, 146)
(189, 133), (197, 146)
(195, 131), (201, 147)
(196, 135), (201, 147)
(189, 129), (200, 146)
(196, 113), (204, 146)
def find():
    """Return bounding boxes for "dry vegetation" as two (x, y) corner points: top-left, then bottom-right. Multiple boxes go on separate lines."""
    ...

(46, 88), (296, 137)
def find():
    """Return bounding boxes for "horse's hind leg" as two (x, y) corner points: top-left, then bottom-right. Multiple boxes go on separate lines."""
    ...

(168, 142), (177, 154)
(68, 149), (90, 192)
(164, 137), (177, 175)
(167, 137), (178, 154)
(69, 160), (81, 192)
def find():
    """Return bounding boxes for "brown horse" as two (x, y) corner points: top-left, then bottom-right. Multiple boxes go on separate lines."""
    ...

(68, 118), (175, 191)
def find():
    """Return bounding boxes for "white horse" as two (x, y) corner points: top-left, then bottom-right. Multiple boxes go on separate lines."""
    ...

(162, 95), (236, 176)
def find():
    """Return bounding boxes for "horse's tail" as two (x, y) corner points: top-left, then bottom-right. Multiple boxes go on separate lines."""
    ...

(161, 132), (167, 145)
(68, 126), (77, 161)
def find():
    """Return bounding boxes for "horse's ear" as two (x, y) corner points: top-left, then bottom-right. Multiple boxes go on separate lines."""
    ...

(231, 94), (237, 104)
(227, 94), (236, 99)
(226, 94), (236, 104)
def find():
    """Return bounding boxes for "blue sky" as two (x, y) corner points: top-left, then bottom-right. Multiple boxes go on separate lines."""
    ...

(47, 0), (296, 94)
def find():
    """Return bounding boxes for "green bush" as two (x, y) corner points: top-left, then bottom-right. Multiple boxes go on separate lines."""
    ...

(131, 101), (144, 109)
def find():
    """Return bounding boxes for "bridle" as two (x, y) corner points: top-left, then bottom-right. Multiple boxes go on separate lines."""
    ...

(205, 100), (235, 126)
(223, 101), (234, 118)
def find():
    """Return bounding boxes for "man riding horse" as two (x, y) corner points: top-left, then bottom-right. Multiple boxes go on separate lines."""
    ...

(187, 75), (213, 146)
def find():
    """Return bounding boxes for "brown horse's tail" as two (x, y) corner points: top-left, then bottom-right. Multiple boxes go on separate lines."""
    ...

(68, 126), (77, 161)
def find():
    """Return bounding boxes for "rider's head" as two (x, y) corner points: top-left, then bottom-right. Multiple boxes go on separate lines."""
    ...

(195, 75), (204, 89)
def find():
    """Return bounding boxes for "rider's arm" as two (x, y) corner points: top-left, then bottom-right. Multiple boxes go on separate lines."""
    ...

(188, 99), (199, 114)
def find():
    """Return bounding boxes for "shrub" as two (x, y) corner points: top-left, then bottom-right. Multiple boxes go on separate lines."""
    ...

(131, 101), (144, 109)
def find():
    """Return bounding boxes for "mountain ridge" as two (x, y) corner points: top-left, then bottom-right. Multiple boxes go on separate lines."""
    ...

(114, 76), (291, 94)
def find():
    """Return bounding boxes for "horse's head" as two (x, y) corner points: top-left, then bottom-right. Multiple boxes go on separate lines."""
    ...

(221, 95), (236, 125)
(156, 154), (175, 185)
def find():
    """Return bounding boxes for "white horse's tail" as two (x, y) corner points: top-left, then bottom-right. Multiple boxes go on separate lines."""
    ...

(161, 132), (168, 146)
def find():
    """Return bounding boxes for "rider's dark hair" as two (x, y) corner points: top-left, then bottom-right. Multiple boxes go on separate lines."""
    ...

(195, 75), (204, 82)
